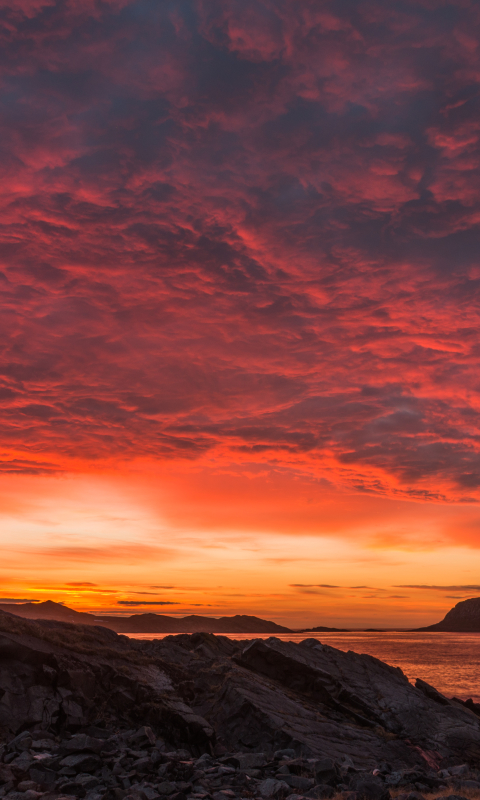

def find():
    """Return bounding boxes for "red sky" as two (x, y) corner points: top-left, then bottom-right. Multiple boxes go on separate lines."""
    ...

(1, 0), (480, 627)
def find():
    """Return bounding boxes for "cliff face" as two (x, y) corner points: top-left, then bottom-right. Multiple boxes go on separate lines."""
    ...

(418, 596), (480, 631)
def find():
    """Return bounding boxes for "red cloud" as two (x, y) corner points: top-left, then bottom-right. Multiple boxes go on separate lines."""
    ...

(0, 0), (479, 505)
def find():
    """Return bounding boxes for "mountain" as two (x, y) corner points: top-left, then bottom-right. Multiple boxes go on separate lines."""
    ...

(417, 596), (480, 631)
(0, 600), (93, 622)
(0, 601), (291, 633)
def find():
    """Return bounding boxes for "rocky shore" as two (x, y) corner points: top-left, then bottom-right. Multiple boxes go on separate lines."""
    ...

(1, 611), (480, 800)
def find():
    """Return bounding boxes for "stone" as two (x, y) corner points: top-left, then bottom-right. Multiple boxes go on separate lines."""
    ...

(156, 782), (177, 795)
(348, 777), (390, 800)
(283, 776), (314, 792)
(128, 728), (156, 748)
(60, 754), (102, 773)
(259, 779), (290, 798)
(313, 760), (337, 786)
(236, 753), (266, 769)
(7, 734), (32, 753)
(449, 767), (468, 777)
(28, 767), (57, 788)
(306, 785), (335, 799)
(63, 735), (104, 754)
(436, 797), (468, 800)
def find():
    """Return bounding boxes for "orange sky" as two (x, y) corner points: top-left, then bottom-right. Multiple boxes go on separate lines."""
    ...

(1, 461), (480, 627)
(1, 0), (480, 628)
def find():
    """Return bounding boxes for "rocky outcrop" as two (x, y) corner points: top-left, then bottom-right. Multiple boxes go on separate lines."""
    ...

(0, 604), (291, 634)
(1, 612), (480, 800)
(417, 598), (480, 632)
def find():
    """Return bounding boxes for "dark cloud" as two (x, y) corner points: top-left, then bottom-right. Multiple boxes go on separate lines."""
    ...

(290, 584), (340, 588)
(0, 0), (479, 501)
(0, 598), (40, 602)
(117, 600), (180, 606)
(395, 585), (480, 591)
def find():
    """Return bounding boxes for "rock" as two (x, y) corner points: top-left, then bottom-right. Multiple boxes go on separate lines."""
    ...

(260, 779), (291, 797)
(349, 776), (390, 800)
(59, 754), (102, 773)
(156, 782), (177, 795)
(3, 607), (480, 800)
(307, 785), (335, 799)
(63, 735), (104, 754)
(6, 734), (32, 753)
(276, 750), (297, 760)
(436, 796), (468, 800)
(235, 753), (266, 769)
(313, 759), (337, 786)
(283, 775), (314, 792)
(128, 728), (156, 748)
(28, 767), (57, 788)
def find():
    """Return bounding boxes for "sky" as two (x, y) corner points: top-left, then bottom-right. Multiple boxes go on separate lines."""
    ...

(1, 0), (480, 628)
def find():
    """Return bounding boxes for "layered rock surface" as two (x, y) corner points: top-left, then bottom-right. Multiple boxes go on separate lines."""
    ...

(1, 611), (480, 800)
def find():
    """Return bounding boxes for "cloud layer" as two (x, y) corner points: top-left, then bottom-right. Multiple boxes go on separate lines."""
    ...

(1, 0), (480, 502)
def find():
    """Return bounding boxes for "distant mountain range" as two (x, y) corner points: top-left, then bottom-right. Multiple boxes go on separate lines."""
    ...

(10, 597), (478, 633)
(0, 600), (293, 634)
(417, 596), (480, 632)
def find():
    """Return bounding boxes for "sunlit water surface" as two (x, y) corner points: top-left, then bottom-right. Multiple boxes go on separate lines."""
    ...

(128, 631), (480, 702)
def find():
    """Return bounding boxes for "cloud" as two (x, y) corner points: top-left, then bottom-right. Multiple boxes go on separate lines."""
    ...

(0, 598), (39, 602)
(395, 585), (480, 591)
(65, 582), (97, 587)
(0, 0), (479, 515)
(29, 543), (176, 564)
(290, 584), (341, 589)
(117, 600), (180, 606)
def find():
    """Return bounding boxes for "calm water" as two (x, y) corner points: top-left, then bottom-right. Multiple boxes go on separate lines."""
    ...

(128, 631), (480, 702)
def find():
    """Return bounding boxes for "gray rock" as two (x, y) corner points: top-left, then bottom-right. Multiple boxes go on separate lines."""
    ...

(63, 734), (104, 754)
(156, 782), (177, 795)
(436, 796), (468, 800)
(449, 767), (468, 777)
(236, 753), (266, 769)
(259, 779), (290, 797)
(28, 767), (57, 787)
(283, 776), (314, 792)
(349, 776), (390, 800)
(313, 760), (337, 786)
(306, 786), (335, 799)
(129, 728), (156, 748)
(60, 754), (102, 772)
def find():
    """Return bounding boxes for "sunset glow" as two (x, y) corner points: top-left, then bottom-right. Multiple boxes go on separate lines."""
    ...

(1, 0), (480, 627)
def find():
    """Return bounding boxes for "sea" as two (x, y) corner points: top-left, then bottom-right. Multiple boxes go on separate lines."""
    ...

(128, 631), (480, 702)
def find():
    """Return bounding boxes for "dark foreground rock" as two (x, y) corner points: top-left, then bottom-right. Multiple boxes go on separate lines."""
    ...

(1, 612), (480, 800)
